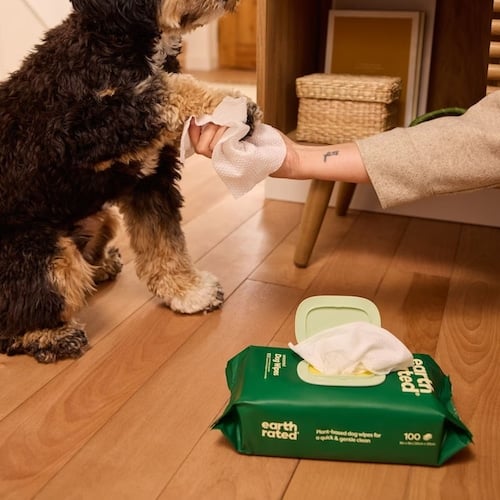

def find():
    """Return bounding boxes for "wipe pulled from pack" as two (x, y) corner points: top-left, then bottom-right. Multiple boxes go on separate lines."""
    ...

(213, 347), (472, 466)
(289, 321), (413, 376)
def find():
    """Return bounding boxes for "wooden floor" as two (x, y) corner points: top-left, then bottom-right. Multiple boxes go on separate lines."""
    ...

(1, 158), (499, 499)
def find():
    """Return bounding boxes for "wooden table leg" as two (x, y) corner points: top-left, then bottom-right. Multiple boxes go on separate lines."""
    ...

(294, 179), (335, 268)
(335, 181), (357, 216)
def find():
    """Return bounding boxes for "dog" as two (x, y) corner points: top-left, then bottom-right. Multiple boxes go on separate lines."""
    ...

(0, 0), (260, 363)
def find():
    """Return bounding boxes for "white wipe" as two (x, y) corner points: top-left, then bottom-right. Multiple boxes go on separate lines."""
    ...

(288, 321), (413, 376)
(181, 96), (286, 198)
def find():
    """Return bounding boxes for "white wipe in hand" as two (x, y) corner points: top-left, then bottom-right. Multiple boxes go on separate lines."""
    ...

(288, 321), (413, 375)
(181, 96), (286, 198)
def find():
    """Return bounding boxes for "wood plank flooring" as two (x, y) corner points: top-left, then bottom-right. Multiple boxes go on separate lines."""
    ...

(1, 154), (499, 499)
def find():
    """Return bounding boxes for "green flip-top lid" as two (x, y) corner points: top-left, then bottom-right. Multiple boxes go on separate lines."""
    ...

(295, 295), (381, 342)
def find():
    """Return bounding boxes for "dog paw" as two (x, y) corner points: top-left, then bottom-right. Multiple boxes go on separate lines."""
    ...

(33, 328), (89, 363)
(168, 271), (224, 314)
(245, 100), (263, 136)
(94, 246), (123, 283)
(5, 325), (89, 363)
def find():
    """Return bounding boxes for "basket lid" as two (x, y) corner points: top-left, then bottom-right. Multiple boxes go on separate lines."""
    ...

(296, 73), (402, 103)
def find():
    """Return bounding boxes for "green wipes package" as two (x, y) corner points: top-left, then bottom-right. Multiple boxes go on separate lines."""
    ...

(213, 346), (472, 466)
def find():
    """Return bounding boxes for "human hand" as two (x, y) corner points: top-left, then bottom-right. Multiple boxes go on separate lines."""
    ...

(188, 120), (228, 158)
(188, 119), (304, 180)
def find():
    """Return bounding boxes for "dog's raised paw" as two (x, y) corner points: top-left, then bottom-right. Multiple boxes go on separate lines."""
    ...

(245, 101), (263, 136)
(168, 271), (224, 314)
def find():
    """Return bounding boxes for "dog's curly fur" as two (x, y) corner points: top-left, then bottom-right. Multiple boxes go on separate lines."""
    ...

(0, 0), (259, 363)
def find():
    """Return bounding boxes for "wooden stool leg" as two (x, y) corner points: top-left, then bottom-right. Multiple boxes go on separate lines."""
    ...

(294, 180), (335, 268)
(335, 181), (357, 216)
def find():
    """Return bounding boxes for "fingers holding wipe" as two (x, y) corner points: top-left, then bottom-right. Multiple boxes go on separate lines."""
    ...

(188, 120), (228, 158)
(187, 119), (201, 146)
(207, 123), (229, 152)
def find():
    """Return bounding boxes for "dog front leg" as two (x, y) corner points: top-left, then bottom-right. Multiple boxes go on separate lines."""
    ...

(161, 73), (262, 134)
(119, 176), (223, 314)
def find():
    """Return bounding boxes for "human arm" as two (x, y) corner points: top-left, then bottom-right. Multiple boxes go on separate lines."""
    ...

(270, 132), (370, 183)
(188, 120), (370, 183)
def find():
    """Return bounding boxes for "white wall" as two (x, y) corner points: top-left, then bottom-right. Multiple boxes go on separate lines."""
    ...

(183, 24), (219, 72)
(0, 0), (71, 80)
(24, 0), (72, 27)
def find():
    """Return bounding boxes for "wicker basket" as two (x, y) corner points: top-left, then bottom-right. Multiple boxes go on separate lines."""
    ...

(296, 73), (402, 144)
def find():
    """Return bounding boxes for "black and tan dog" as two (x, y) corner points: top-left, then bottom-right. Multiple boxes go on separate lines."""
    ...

(0, 0), (259, 363)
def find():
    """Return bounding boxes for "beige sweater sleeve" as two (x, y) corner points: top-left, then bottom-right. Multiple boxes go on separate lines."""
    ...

(355, 91), (500, 208)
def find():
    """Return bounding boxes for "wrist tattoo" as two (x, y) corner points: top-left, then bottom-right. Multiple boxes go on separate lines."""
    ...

(323, 150), (339, 162)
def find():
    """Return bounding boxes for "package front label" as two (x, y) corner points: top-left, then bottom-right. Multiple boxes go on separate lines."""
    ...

(213, 347), (472, 466)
